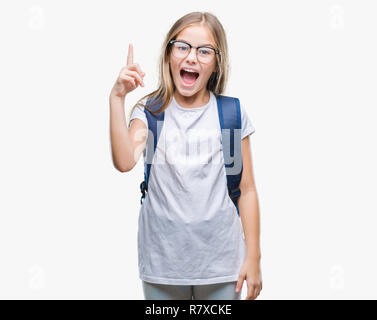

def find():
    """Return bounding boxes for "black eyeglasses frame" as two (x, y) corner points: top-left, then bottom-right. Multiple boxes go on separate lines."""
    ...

(168, 40), (221, 59)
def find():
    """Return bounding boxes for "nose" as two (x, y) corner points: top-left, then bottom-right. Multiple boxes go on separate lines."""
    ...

(186, 47), (198, 62)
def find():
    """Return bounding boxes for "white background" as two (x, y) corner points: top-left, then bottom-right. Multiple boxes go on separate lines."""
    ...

(0, 0), (376, 299)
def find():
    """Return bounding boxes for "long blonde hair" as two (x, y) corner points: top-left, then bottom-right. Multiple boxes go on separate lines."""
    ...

(128, 11), (230, 119)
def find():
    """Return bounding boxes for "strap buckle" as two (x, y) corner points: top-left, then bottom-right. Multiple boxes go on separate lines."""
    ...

(140, 181), (148, 204)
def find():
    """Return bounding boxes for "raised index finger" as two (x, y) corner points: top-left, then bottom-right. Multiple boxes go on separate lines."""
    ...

(127, 43), (133, 66)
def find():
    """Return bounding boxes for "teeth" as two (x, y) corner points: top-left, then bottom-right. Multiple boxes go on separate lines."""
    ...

(183, 68), (198, 73)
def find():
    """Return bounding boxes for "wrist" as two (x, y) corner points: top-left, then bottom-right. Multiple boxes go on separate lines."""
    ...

(109, 92), (126, 104)
(246, 251), (261, 261)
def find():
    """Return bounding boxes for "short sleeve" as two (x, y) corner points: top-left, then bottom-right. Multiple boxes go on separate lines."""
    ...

(128, 98), (148, 130)
(240, 103), (256, 139)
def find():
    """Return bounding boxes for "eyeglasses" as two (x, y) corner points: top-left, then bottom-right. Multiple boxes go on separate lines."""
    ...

(168, 40), (221, 63)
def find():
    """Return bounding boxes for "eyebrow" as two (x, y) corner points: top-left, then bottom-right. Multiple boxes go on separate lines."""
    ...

(176, 39), (216, 48)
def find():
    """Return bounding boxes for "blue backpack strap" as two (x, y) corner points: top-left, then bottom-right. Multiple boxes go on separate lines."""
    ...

(139, 96), (165, 205)
(216, 95), (243, 216)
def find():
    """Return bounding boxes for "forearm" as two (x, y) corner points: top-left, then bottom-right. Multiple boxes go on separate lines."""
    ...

(109, 94), (135, 172)
(238, 189), (261, 260)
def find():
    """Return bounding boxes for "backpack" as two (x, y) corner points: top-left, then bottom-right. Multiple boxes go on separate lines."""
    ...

(139, 94), (243, 216)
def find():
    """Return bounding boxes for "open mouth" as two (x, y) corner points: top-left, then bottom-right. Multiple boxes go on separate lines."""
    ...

(180, 69), (200, 86)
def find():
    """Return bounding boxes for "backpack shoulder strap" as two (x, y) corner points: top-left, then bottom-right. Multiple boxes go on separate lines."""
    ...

(216, 94), (243, 216)
(139, 97), (165, 205)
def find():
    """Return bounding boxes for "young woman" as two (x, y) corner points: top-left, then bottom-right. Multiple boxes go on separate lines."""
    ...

(109, 11), (262, 300)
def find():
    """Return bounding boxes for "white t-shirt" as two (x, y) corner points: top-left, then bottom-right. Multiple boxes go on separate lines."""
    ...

(128, 90), (255, 285)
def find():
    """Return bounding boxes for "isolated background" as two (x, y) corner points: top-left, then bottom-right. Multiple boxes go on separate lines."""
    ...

(0, 0), (376, 299)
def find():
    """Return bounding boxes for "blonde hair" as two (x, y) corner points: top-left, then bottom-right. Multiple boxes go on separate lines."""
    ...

(128, 11), (230, 120)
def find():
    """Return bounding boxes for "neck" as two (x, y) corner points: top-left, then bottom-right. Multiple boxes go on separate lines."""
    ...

(173, 88), (210, 109)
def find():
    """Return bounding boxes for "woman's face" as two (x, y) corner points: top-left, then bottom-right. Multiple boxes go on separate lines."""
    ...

(169, 24), (218, 98)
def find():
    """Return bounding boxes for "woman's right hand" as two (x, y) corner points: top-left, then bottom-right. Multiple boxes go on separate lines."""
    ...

(110, 43), (146, 98)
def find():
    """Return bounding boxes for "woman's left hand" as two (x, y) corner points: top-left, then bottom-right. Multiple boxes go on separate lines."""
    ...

(235, 257), (263, 300)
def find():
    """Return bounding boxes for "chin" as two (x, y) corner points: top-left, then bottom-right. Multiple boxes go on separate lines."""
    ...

(177, 88), (200, 96)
